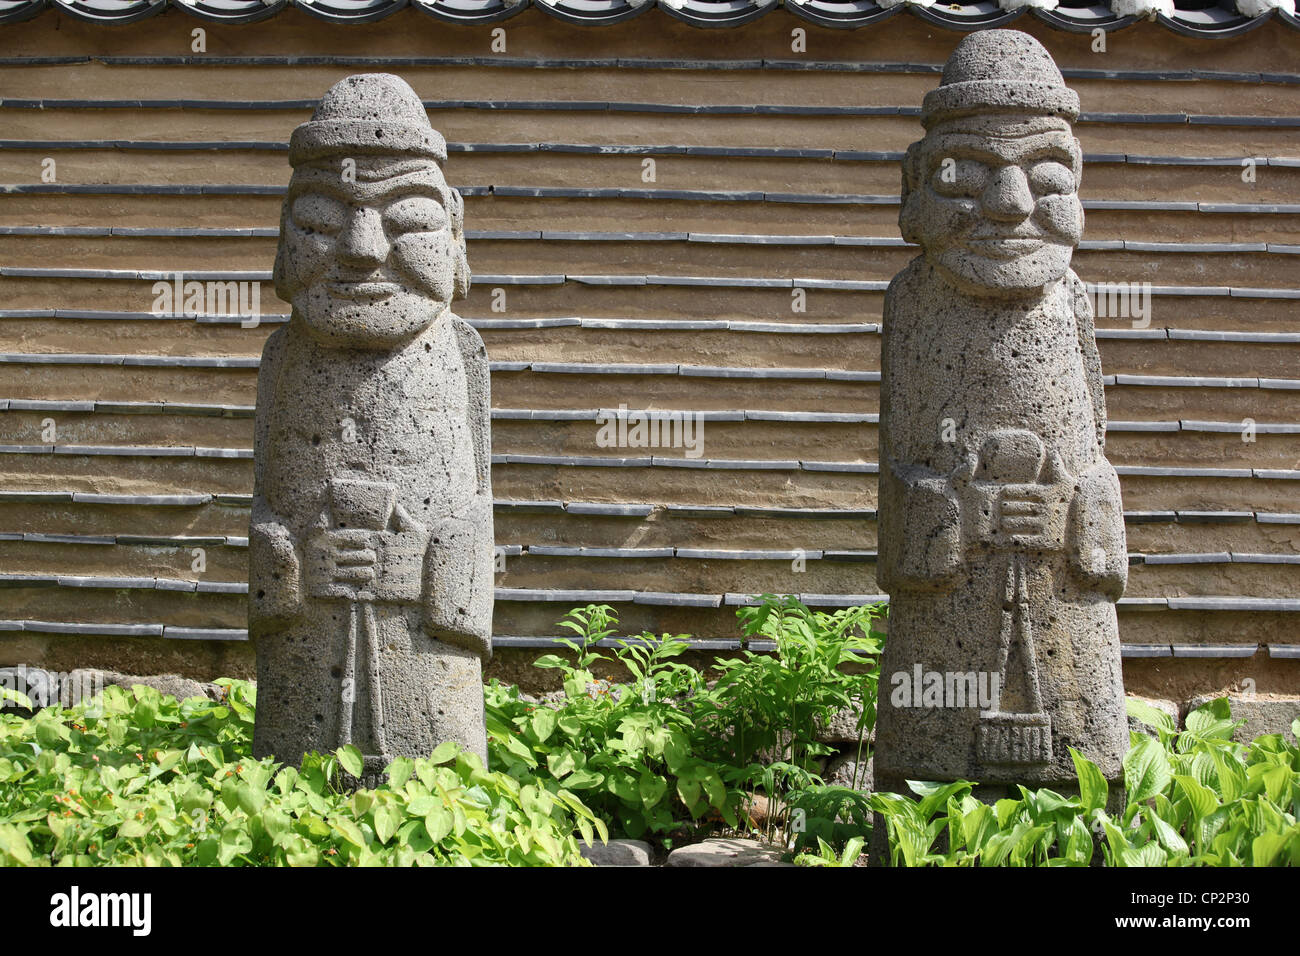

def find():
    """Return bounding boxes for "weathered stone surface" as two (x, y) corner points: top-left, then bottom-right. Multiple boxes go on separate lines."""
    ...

(251, 74), (493, 778)
(664, 837), (792, 867)
(0, 665), (58, 709)
(1126, 695), (1180, 737)
(1188, 695), (1300, 744)
(815, 703), (873, 745)
(823, 752), (874, 792)
(579, 838), (654, 867)
(57, 669), (221, 707)
(874, 32), (1128, 807)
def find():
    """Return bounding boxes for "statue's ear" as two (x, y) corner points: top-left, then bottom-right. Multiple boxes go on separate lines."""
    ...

(272, 206), (292, 302)
(449, 187), (471, 300)
(898, 142), (925, 246)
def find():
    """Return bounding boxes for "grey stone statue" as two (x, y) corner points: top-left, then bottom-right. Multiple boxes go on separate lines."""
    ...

(873, 32), (1128, 816)
(250, 74), (493, 780)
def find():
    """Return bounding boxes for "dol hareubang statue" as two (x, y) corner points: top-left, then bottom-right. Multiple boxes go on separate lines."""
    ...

(874, 33), (1128, 806)
(250, 74), (493, 778)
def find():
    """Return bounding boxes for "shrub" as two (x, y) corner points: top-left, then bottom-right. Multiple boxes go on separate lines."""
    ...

(485, 604), (736, 841)
(0, 679), (605, 866)
(485, 597), (884, 844)
(867, 698), (1300, 866)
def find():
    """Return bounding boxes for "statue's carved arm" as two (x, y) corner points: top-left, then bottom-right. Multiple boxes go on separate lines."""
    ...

(420, 317), (495, 661)
(1067, 461), (1127, 600)
(877, 458), (963, 591)
(249, 329), (304, 629)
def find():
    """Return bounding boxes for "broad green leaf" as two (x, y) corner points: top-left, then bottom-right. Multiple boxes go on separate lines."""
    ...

(1124, 735), (1172, 804)
(385, 757), (414, 789)
(1071, 747), (1109, 813)
(1125, 698), (1176, 736)
(638, 773), (668, 810)
(1149, 813), (1189, 856)
(423, 741), (456, 766)
(424, 808), (453, 844)
(1119, 842), (1168, 867)
(547, 749), (578, 778)
(217, 825), (253, 865)
(373, 804), (402, 845)
(1186, 697), (1231, 732)
(337, 745), (363, 778)
(331, 816), (367, 849)
(530, 708), (559, 743)
(1251, 832), (1288, 867)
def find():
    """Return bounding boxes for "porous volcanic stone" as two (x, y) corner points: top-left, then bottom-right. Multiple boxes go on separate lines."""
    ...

(664, 837), (792, 867)
(823, 752), (874, 792)
(874, 32), (1128, 834)
(1126, 695), (1180, 737)
(62, 670), (221, 707)
(815, 703), (873, 745)
(579, 839), (654, 866)
(0, 665), (58, 709)
(251, 74), (493, 778)
(1187, 695), (1300, 744)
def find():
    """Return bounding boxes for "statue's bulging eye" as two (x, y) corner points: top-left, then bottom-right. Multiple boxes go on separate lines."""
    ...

(931, 158), (990, 199)
(385, 196), (448, 235)
(1028, 161), (1075, 197)
(292, 194), (345, 234)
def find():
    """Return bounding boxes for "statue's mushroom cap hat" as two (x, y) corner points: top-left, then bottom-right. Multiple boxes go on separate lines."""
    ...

(288, 73), (446, 166)
(921, 30), (1079, 129)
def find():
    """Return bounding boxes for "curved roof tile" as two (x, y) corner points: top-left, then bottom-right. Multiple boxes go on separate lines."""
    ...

(0, 0), (1295, 29)
(173, 0), (289, 21)
(418, 0), (528, 23)
(50, 0), (166, 22)
(531, 0), (650, 25)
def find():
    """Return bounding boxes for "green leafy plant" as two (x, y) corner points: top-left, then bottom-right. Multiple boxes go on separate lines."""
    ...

(485, 605), (735, 840)
(868, 699), (1300, 867)
(794, 835), (866, 867)
(689, 595), (884, 841)
(0, 680), (605, 866)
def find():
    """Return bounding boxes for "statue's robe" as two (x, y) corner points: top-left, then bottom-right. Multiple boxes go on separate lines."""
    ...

(875, 259), (1128, 790)
(249, 312), (493, 777)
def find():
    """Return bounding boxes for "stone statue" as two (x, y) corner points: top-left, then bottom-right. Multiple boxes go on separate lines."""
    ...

(250, 74), (494, 780)
(873, 32), (1128, 817)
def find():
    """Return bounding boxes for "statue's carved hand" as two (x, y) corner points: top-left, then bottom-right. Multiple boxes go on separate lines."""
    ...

(306, 529), (378, 599)
(959, 451), (1072, 553)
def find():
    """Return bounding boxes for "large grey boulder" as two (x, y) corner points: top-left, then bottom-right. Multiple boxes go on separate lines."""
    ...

(59, 670), (221, 708)
(0, 666), (58, 709)
(873, 32), (1129, 826)
(823, 752), (873, 792)
(250, 74), (494, 782)
(1188, 695), (1300, 745)
(664, 837), (792, 867)
(579, 839), (654, 867)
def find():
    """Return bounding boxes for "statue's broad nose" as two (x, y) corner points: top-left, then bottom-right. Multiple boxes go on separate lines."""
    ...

(337, 207), (388, 268)
(981, 165), (1035, 222)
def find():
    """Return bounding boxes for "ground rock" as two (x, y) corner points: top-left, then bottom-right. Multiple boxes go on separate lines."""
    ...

(579, 839), (653, 866)
(1187, 695), (1300, 744)
(815, 704), (873, 745)
(1126, 695), (1180, 736)
(58, 669), (221, 707)
(664, 837), (792, 867)
(823, 752), (874, 791)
